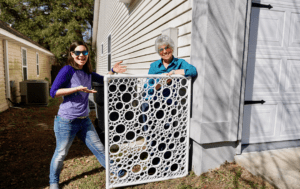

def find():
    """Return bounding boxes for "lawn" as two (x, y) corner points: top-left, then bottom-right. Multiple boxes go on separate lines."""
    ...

(0, 97), (274, 189)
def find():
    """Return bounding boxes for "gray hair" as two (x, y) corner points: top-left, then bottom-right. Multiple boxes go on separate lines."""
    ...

(154, 35), (175, 54)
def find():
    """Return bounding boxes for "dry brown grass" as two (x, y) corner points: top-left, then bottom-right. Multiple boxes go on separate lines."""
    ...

(0, 97), (274, 189)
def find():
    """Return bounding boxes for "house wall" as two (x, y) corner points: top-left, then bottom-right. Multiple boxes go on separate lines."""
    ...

(8, 42), (22, 103)
(0, 40), (52, 112)
(95, 0), (252, 176)
(27, 51), (52, 81)
(0, 40), (8, 112)
(96, 0), (193, 75)
(189, 0), (251, 175)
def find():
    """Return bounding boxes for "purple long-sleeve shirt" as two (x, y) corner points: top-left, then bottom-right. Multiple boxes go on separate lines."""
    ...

(50, 65), (103, 119)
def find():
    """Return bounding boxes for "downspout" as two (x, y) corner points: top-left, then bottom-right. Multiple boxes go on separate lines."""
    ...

(92, 0), (100, 51)
(92, 0), (100, 72)
(3, 39), (11, 106)
(4, 40), (22, 109)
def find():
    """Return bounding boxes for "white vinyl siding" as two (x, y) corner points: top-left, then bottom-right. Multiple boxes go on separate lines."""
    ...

(96, 0), (193, 75)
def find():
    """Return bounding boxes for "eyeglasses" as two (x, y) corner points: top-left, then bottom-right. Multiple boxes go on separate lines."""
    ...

(158, 46), (170, 53)
(72, 51), (89, 56)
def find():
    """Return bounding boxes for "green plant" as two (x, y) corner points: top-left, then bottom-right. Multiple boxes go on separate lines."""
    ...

(48, 96), (59, 107)
(26, 109), (34, 113)
(189, 170), (195, 177)
(236, 168), (242, 178)
(176, 183), (194, 189)
(44, 77), (50, 82)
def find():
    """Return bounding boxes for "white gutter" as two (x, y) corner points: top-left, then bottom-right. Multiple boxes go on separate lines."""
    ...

(3, 39), (10, 100)
(92, 0), (100, 50)
(0, 28), (54, 56)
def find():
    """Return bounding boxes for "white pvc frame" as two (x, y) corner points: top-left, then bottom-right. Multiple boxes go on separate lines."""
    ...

(104, 75), (191, 188)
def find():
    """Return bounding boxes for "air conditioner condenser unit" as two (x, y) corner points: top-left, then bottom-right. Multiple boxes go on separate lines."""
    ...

(20, 80), (49, 106)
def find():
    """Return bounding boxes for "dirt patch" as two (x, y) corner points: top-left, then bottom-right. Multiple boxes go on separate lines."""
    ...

(0, 97), (96, 188)
(0, 97), (275, 189)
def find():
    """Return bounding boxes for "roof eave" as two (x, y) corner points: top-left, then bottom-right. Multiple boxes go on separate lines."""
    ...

(0, 28), (54, 56)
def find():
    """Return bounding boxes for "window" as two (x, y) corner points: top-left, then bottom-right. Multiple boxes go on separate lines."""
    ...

(22, 48), (27, 80)
(108, 34), (111, 71)
(36, 53), (39, 76)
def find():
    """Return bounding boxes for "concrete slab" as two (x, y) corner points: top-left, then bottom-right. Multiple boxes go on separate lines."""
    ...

(235, 147), (300, 189)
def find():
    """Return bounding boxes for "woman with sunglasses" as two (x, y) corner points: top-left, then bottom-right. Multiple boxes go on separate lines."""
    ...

(49, 41), (126, 189)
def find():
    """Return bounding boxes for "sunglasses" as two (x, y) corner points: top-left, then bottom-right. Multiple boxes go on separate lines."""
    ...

(158, 46), (170, 53)
(72, 51), (89, 56)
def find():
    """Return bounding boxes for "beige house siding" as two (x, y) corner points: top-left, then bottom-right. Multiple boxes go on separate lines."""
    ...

(0, 40), (8, 112)
(27, 50), (51, 81)
(96, 0), (193, 75)
(39, 54), (52, 81)
(0, 40), (53, 112)
(8, 43), (23, 103)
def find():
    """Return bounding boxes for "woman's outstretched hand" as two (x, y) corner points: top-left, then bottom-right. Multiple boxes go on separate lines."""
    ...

(76, 86), (97, 93)
(113, 61), (127, 73)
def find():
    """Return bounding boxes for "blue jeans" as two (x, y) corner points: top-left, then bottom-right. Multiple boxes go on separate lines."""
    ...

(49, 115), (106, 184)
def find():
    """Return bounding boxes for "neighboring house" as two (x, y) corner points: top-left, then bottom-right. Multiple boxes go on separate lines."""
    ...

(0, 20), (54, 112)
(92, 0), (300, 176)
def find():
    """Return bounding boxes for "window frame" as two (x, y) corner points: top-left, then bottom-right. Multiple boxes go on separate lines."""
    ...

(108, 34), (111, 72)
(36, 52), (39, 76)
(21, 47), (28, 81)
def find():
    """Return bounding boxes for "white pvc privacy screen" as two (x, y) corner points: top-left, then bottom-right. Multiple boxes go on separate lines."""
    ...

(104, 75), (191, 188)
